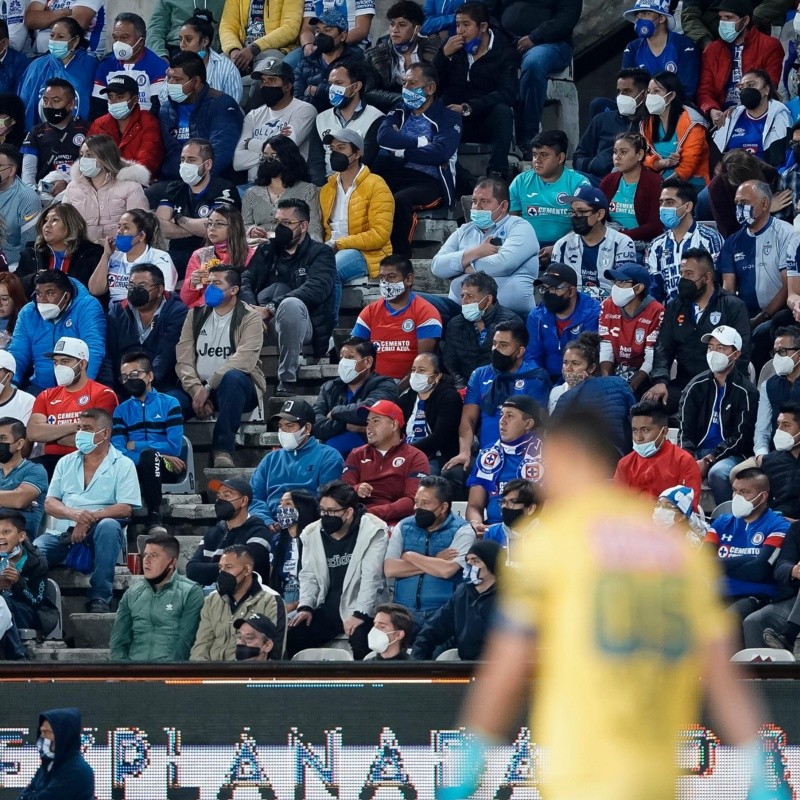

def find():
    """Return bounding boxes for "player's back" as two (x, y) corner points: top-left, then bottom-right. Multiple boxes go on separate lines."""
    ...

(502, 485), (730, 800)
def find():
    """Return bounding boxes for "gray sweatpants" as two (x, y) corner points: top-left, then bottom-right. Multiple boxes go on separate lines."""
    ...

(266, 297), (313, 382)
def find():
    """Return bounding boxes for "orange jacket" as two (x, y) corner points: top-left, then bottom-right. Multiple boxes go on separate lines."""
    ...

(641, 108), (710, 185)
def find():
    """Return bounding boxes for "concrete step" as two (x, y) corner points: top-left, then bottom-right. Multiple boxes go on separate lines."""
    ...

(24, 640), (68, 661)
(204, 466), (256, 485)
(166, 503), (218, 521)
(48, 565), (142, 593)
(70, 612), (115, 648)
(53, 648), (110, 662)
(134, 535), (202, 570)
(131, 494), (203, 518)
(185, 421), (279, 449)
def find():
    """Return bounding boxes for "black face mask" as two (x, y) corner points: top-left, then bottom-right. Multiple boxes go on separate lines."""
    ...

(124, 378), (147, 397)
(501, 506), (524, 528)
(0, 442), (14, 464)
(414, 508), (437, 529)
(272, 223), (294, 250)
(257, 157), (282, 182)
(491, 348), (516, 373)
(739, 87), (763, 110)
(542, 292), (571, 314)
(677, 277), (703, 302)
(321, 514), (345, 536)
(329, 151), (351, 173)
(260, 86), (285, 108)
(146, 563), (173, 589)
(216, 569), (239, 597)
(215, 499), (238, 521)
(571, 216), (592, 236)
(235, 644), (262, 661)
(127, 285), (151, 308)
(315, 32), (337, 53)
(42, 106), (70, 125)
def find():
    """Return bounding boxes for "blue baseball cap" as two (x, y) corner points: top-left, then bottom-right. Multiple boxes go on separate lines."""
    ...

(604, 263), (651, 290)
(309, 8), (349, 30)
(564, 185), (609, 211)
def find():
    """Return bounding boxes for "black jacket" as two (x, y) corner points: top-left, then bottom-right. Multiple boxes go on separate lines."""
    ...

(434, 29), (519, 113)
(10, 539), (58, 633)
(16, 239), (104, 296)
(774, 521), (800, 599)
(397, 379), (464, 464)
(573, 111), (638, 179)
(442, 302), (520, 387)
(677, 370), (758, 461)
(411, 582), (497, 660)
(267, 529), (303, 597)
(762, 449), (800, 520)
(313, 371), (398, 442)
(241, 234), (336, 356)
(486, 0), (582, 43)
(186, 516), (272, 587)
(651, 289), (752, 390)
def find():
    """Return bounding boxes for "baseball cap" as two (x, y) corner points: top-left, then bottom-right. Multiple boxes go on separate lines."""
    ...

(45, 337), (89, 361)
(234, 612), (279, 640)
(270, 398), (315, 426)
(322, 128), (364, 152)
(604, 263), (651, 290)
(564, 185), (610, 211)
(501, 395), (540, 418)
(207, 477), (253, 500)
(701, 325), (743, 350)
(715, 0), (754, 17)
(0, 351), (16, 374)
(309, 8), (349, 30)
(534, 263), (578, 288)
(358, 399), (404, 426)
(622, 0), (676, 30)
(99, 74), (139, 96)
(252, 55), (294, 82)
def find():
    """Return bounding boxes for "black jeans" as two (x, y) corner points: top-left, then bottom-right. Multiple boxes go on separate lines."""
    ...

(461, 104), (515, 175)
(137, 448), (185, 519)
(286, 605), (373, 660)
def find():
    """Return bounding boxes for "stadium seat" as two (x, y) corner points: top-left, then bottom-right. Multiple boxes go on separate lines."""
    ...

(711, 501), (733, 520)
(731, 648), (795, 663)
(162, 437), (196, 495)
(436, 648), (461, 661)
(292, 647), (354, 661)
(545, 62), (579, 157)
(666, 428), (679, 445)
(757, 360), (775, 389)
(451, 501), (467, 518)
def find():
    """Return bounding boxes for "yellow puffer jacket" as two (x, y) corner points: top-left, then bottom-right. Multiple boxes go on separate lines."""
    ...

(220, 0), (302, 55)
(319, 166), (394, 279)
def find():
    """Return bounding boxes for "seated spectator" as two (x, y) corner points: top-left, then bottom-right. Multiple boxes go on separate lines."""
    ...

(10, 274), (106, 394)
(0, 144), (41, 266)
(761, 402), (800, 520)
(0, 95), (26, 151)
(0, 510), (51, 659)
(267, 489), (320, 610)
(249, 399), (344, 524)
(466, 396), (543, 533)
(384, 474), (474, 626)
(646, 178), (723, 301)
(25, 0), (104, 55)
(28, 336), (118, 475)
(159, 52), (244, 180)
(37, 408), (141, 613)
(552, 333), (636, 455)
(88, 74), (165, 178)
(19, 18), (96, 128)
(622, 0), (699, 100)
(367, 603), (413, 661)
(598, 263), (665, 394)
(0, 417), (48, 537)
(697, 0), (783, 128)
(62, 135), (150, 242)
(641, 71), (709, 184)
(712, 70), (790, 168)
(352, 255), (442, 384)
(678, 325), (758, 504)
(434, 2), (518, 181)
(651, 484), (708, 545)
(644, 248), (751, 413)
(112, 352), (184, 534)
(412, 538), (500, 660)
(109, 532), (204, 662)
(756, 327), (800, 459)
(173, 266), (265, 468)
(21, 79), (89, 189)
(90, 209), (178, 305)
(0, 21), (29, 95)
(703, 467), (789, 619)
(441, 272), (520, 389)
(241, 198), (336, 395)
(0, 354), (36, 425)
(181, 206), (255, 308)
(398, 352), (463, 473)
(363, 1), (442, 111)
(682, 0), (786, 49)
(106, 264), (188, 394)
(526, 264), (601, 384)
(242, 136), (322, 240)
(16, 205), (104, 296)
(600, 132), (663, 243)
(432, 177), (539, 315)
(187, 477), (273, 587)
(313, 338), (398, 456)
(287, 480), (388, 660)
(232, 612), (279, 661)
(614, 400), (702, 506)
(155, 138), (241, 280)
(0, 274), (28, 348)
(510, 130), (589, 261)
(233, 56), (317, 177)
(573, 67), (649, 184)
(343, 399), (430, 526)
(297, 0), (376, 66)
(779, 122), (800, 209)
(91, 13), (167, 115)
(190, 544), (287, 660)
(145, 0), (226, 59)
(320, 128), (393, 318)
(372, 62), (461, 258)
(552, 185), (636, 299)
(483, 478), (541, 555)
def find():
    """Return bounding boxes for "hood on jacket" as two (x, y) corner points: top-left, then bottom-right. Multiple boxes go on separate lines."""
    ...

(39, 707), (82, 768)
(33, 276), (90, 321)
(69, 159), (151, 187)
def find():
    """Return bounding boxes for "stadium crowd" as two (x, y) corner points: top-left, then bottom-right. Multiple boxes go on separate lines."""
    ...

(4, 0), (800, 664)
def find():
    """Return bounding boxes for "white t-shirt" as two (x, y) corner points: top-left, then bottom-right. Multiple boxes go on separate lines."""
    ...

(195, 309), (233, 384)
(31, 0), (106, 55)
(1, 0), (32, 52)
(0, 387), (35, 424)
(330, 170), (360, 240)
(107, 246), (178, 303)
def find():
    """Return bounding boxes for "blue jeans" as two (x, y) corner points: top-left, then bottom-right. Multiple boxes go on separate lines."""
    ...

(416, 291), (462, 328)
(698, 447), (741, 505)
(35, 519), (125, 603)
(282, 46), (303, 70)
(169, 369), (257, 453)
(325, 430), (367, 457)
(333, 248), (368, 326)
(518, 41), (572, 142)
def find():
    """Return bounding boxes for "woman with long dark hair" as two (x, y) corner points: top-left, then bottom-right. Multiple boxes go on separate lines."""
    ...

(0, 272), (29, 336)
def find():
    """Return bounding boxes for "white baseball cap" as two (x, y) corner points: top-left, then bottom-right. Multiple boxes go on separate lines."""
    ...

(701, 325), (743, 350)
(46, 337), (89, 361)
(0, 350), (16, 374)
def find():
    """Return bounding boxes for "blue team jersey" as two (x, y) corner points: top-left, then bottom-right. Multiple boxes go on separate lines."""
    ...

(93, 49), (167, 111)
(726, 110), (766, 158)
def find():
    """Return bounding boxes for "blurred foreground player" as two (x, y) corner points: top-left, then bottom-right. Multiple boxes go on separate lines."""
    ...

(439, 408), (778, 800)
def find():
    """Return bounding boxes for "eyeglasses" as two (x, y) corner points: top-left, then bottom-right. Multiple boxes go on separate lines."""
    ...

(0, 296), (13, 305)
(570, 210), (595, 218)
(319, 506), (347, 516)
(543, 284), (570, 294)
(205, 221), (229, 229)
(120, 370), (148, 381)
(772, 347), (800, 357)
(275, 219), (302, 228)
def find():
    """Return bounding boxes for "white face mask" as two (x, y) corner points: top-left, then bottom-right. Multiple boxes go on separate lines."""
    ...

(706, 350), (731, 373)
(409, 372), (433, 394)
(652, 506), (677, 526)
(37, 299), (63, 320)
(79, 156), (101, 178)
(179, 162), (203, 186)
(337, 357), (362, 384)
(732, 492), (762, 519)
(611, 285), (637, 308)
(616, 93), (638, 116)
(37, 737), (54, 760)
(278, 429), (306, 451)
(645, 93), (668, 115)
(112, 38), (141, 60)
(368, 627), (394, 654)
(379, 280), (406, 301)
(773, 352), (797, 376)
(54, 363), (77, 387)
(773, 428), (798, 451)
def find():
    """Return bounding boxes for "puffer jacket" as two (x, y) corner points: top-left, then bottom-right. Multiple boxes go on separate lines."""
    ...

(87, 105), (165, 178)
(294, 46), (366, 111)
(62, 161), (150, 241)
(109, 570), (205, 661)
(762, 449), (800, 520)
(319, 166), (394, 278)
(220, 0), (301, 54)
(642, 107), (710, 184)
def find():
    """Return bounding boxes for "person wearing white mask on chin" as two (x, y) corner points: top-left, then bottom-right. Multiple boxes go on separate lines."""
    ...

(651, 485), (709, 547)
(677, 325), (758, 505)
(702, 467), (789, 622)
(365, 603), (413, 660)
(249, 399), (344, 527)
(760, 403), (800, 521)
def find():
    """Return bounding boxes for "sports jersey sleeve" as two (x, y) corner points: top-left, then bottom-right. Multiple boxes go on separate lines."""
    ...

(413, 298), (442, 341)
(20, 129), (38, 158)
(717, 239), (736, 275)
(96, 386), (119, 415)
(341, 450), (361, 485)
(509, 175), (522, 214)
(464, 368), (484, 406)
(597, 300), (611, 338)
(351, 304), (373, 340)
(30, 393), (47, 418)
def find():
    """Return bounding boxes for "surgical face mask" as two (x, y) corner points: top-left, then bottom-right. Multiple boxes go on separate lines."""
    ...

(632, 430), (665, 458)
(115, 233), (136, 253)
(167, 81), (190, 103)
(611, 285), (637, 308)
(616, 93), (638, 116)
(42, 106), (70, 125)
(409, 371), (434, 394)
(108, 100), (132, 120)
(48, 39), (71, 59)
(732, 492), (761, 519)
(635, 17), (655, 37)
(380, 280), (406, 301)
(402, 86), (427, 110)
(235, 644), (262, 660)
(706, 350), (731, 373)
(179, 162), (203, 186)
(470, 208), (494, 229)
(462, 299), (485, 322)
(337, 357), (363, 384)
(276, 506), (299, 528)
(54, 363), (77, 387)
(773, 352), (797, 376)
(79, 157), (101, 178)
(75, 429), (101, 454)
(112, 38), (141, 60)
(652, 507), (676, 526)
(735, 203), (756, 227)
(718, 19), (741, 43)
(645, 92), (667, 115)
(278, 429), (306, 451)
(328, 82), (349, 107)
(462, 564), (482, 585)
(659, 205), (685, 230)
(774, 428), (799, 451)
(37, 738), (54, 760)
(368, 627), (394, 654)
(204, 284), (226, 308)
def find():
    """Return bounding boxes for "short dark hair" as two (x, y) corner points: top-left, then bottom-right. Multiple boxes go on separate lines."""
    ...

(341, 337), (377, 360)
(319, 480), (359, 510)
(409, 61), (438, 86)
(733, 467), (770, 492)
(501, 478), (540, 508)
(0, 509), (26, 533)
(462, 272), (498, 302)
(287, 488), (320, 532)
(791, 120), (800, 135)
(143, 532), (180, 559)
(277, 197), (310, 222)
(629, 400), (669, 427)
(455, 1), (489, 24)
(662, 176), (698, 208)
(79, 408), (113, 429)
(114, 11), (147, 38)
(0, 20), (8, 40)
(120, 350), (153, 372)
(170, 51), (207, 82)
(531, 129), (569, 155)
(0, 416), (25, 442)
(209, 265), (241, 287)
(386, 0), (425, 25)
(419, 474), (452, 508)
(778, 402), (800, 425)
(44, 77), (76, 100)
(474, 176), (509, 206)
(681, 247), (714, 273)
(332, 61), (369, 88)
(545, 406), (619, 475)
(185, 137), (214, 162)
(380, 254), (413, 278)
(130, 263), (165, 286)
(34, 269), (74, 296)
(182, 10), (215, 43)
(775, 326), (800, 348)
(416, 350), (442, 373)
(0, 144), (20, 173)
(375, 602), (414, 643)
(222, 544), (254, 564)
(495, 318), (529, 348)
(618, 66), (650, 91)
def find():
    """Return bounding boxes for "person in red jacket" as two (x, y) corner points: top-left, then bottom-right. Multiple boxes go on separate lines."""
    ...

(614, 399), (702, 509)
(697, 0), (783, 127)
(87, 75), (165, 179)
(342, 399), (430, 526)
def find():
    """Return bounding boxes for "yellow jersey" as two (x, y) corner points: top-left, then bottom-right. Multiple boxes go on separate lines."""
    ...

(500, 485), (732, 800)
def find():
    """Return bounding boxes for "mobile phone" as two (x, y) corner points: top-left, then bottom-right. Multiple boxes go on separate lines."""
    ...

(490, 238), (502, 246)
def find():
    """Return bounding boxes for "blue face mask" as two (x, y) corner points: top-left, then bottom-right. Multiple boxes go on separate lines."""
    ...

(167, 81), (189, 103)
(402, 86), (427, 110)
(328, 83), (348, 108)
(635, 18), (655, 38)
(75, 430), (101, 455)
(464, 35), (482, 55)
(115, 234), (136, 253)
(197, 49), (207, 58)
(659, 206), (683, 230)
(470, 209), (494, 229)
(718, 19), (740, 42)
(393, 34), (417, 54)
(204, 284), (226, 307)
(48, 39), (71, 59)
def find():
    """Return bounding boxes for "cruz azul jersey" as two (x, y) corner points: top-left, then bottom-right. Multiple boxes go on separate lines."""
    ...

(598, 297), (664, 380)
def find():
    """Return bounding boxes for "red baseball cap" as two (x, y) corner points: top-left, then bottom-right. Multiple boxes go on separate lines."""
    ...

(359, 399), (405, 426)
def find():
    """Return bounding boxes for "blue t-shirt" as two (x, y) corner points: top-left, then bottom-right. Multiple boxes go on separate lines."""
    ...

(0, 459), (48, 537)
(610, 176), (638, 230)
(726, 111), (766, 158)
(700, 383), (726, 451)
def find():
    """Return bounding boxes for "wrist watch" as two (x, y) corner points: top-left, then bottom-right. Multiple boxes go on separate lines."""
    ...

(249, 42), (261, 56)
(462, 103), (472, 117)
